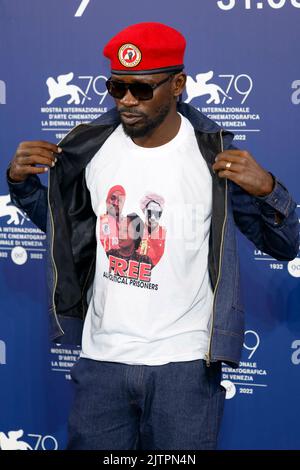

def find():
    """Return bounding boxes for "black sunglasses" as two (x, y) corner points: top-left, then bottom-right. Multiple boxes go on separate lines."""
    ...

(106, 74), (174, 101)
(146, 210), (162, 218)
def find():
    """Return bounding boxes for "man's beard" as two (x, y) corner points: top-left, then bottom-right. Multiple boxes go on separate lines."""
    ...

(119, 103), (171, 138)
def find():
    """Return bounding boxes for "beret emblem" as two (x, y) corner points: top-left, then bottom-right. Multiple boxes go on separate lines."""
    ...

(118, 43), (142, 68)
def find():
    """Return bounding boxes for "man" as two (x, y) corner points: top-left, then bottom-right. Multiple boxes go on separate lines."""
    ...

(138, 193), (166, 266)
(99, 185), (126, 252)
(107, 213), (153, 275)
(7, 22), (299, 450)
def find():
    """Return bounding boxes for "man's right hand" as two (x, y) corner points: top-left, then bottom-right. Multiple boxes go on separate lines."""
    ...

(8, 141), (62, 182)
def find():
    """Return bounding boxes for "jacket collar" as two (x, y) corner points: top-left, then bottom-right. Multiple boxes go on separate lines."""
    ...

(90, 102), (233, 137)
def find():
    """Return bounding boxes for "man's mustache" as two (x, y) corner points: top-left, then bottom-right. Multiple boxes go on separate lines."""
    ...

(118, 107), (146, 117)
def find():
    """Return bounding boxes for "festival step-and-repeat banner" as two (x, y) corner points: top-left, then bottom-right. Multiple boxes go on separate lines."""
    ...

(0, 0), (299, 450)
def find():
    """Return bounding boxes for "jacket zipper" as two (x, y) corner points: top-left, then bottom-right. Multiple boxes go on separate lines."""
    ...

(205, 129), (228, 367)
(47, 177), (64, 336)
(47, 125), (85, 335)
(81, 256), (96, 317)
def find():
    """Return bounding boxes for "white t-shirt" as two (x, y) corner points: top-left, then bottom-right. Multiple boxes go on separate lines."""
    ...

(82, 114), (213, 365)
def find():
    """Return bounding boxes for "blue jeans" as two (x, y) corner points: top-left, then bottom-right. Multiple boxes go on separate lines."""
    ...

(67, 358), (225, 450)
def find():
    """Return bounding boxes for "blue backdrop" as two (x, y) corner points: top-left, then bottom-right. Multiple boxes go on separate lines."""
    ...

(0, 0), (299, 450)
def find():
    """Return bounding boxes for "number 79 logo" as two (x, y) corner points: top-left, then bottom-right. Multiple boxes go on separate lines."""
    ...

(75, 0), (90, 17)
(244, 330), (260, 359)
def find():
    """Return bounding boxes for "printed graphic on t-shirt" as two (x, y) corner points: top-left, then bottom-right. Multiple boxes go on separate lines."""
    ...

(99, 185), (166, 291)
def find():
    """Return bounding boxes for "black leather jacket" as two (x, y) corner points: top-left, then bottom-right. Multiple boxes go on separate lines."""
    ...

(7, 103), (299, 366)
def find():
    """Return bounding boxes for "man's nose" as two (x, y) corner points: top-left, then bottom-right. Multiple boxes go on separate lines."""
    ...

(119, 89), (139, 107)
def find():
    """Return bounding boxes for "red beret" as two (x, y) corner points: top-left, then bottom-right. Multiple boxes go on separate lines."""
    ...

(103, 22), (186, 75)
(106, 185), (126, 202)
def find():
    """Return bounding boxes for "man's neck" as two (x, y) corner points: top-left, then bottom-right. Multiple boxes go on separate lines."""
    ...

(132, 109), (181, 148)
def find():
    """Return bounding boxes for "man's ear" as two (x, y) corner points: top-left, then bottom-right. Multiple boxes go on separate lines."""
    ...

(173, 73), (186, 97)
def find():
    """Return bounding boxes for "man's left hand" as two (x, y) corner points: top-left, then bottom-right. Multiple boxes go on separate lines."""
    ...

(212, 149), (274, 197)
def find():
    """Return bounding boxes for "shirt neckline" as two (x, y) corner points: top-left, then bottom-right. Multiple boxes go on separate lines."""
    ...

(120, 113), (193, 156)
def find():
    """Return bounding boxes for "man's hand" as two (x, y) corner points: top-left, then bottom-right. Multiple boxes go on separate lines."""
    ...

(8, 141), (62, 183)
(212, 149), (274, 197)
